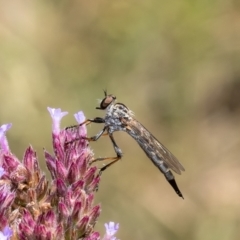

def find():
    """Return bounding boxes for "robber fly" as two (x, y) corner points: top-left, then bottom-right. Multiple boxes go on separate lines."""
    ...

(78, 91), (185, 198)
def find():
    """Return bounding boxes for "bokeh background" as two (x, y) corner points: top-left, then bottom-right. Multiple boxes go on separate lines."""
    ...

(1, 1), (240, 239)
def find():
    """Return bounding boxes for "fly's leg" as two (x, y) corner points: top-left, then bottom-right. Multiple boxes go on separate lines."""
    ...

(85, 126), (108, 142)
(65, 117), (106, 145)
(80, 117), (105, 125)
(90, 133), (123, 174)
(66, 117), (105, 130)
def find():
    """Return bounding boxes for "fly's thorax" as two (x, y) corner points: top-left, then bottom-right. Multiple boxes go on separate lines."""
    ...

(112, 103), (133, 118)
(105, 103), (132, 121)
(104, 103), (133, 131)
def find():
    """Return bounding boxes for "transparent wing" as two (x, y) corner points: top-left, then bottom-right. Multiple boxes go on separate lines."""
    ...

(126, 119), (185, 174)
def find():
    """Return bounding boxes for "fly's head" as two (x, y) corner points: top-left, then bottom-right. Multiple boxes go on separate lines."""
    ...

(96, 91), (134, 122)
(96, 90), (116, 110)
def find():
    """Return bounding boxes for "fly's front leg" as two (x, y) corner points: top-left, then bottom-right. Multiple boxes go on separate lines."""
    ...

(80, 117), (105, 126)
(65, 117), (106, 145)
(78, 118), (108, 141)
(66, 117), (105, 130)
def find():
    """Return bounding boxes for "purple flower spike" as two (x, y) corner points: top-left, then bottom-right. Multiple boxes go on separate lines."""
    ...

(103, 222), (119, 240)
(0, 107), (103, 239)
(47, 107), (68, 135)
(0, 123), (12, 153)
(0, 225), (13, 240)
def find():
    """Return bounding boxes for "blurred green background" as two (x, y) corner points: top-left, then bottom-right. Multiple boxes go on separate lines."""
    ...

(1, 0), (240, 239)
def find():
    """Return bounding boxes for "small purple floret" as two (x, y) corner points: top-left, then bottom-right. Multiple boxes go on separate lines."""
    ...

(103, 222), (119, 240)
(0, 167), (5, 178)
(0, 124), (12, 134)
(74, 111), (85, 124)
(0, 225), (13, 240)
(47, 107), (68, 134)
(0, 123), (12, 153)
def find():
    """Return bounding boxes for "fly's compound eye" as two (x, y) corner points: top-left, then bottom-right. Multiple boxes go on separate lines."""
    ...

(96, 94), (116, 110)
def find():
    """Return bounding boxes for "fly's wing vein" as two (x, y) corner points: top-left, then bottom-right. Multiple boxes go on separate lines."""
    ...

(126, 119), (185, 174)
